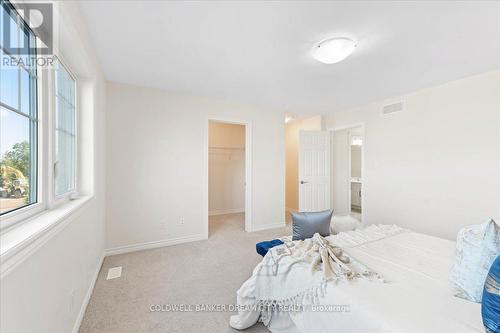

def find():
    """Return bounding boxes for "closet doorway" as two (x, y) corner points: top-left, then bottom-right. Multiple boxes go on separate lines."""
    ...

(206, 119), (252, 236)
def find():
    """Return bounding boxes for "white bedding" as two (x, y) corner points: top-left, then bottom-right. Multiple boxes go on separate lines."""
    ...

(233, 227), (483, 333)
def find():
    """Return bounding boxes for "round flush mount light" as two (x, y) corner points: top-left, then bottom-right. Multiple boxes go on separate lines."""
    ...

(313, 37), (357, 64)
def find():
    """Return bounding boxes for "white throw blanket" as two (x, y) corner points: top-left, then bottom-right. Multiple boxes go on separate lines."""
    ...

(230, 225), (405, 330)
(256, 233), (383, 310)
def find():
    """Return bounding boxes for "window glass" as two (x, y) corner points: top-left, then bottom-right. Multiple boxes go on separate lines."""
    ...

(20, 68), (31, 114)
(0, 3), (37, 215)
(54, 59), (76, 196)
(0, 107), (35, 214)
(8, 12), (18, 49)
(0, 58), (19, 109)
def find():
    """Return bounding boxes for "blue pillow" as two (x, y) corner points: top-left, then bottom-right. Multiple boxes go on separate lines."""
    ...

(256, 239), (284, 257)
(482, 255), (500, 333)
(292, 209), (333, 241)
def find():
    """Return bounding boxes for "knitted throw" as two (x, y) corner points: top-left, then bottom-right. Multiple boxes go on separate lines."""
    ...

(253, 232), (385, 315)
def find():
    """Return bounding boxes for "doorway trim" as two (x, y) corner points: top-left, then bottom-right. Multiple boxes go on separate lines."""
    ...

(204, 116), (252, 238)
(328, 123), (365, 223)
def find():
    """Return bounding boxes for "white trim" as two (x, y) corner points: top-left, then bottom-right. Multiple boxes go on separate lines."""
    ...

(245, 121), (253, 233)
(71, 253), (104, 333)
(208, 208), (245, 216)
(49, 56), (79, 209)
(204, 116), (253, 234)
(249, 222), (286, 232)
(203, 121), (209, 239)
(104, 234), (207, 256)
(0, 195), (93, 278)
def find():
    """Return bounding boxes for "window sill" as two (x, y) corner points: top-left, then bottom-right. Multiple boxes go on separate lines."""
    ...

(0, 195), (93, 278)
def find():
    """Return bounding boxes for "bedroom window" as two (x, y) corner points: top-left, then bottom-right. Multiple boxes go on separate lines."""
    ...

(0, 2), (38, 215)
(53, 58), (76, 197)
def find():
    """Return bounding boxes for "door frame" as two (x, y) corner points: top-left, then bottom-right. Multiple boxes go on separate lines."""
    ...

(328, 123), (365, 222)
(204, 116), (252, 237)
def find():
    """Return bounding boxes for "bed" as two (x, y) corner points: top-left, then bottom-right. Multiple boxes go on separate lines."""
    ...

(231, 226), (483, 333)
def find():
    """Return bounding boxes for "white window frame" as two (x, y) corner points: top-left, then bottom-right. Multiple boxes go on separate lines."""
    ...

(0, 2), (80, 230)
(47, 55), (78, 209)
(0, 2), (44, 230)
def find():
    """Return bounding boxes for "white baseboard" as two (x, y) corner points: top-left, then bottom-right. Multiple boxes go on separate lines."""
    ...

(72, 252), (104, 333)
(208, 208), (244, 216)
(104, 234), (207, 256)
(250, 222), (286, 232)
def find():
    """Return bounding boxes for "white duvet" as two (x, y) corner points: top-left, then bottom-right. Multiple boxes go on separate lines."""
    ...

(231, 226), (483, 333)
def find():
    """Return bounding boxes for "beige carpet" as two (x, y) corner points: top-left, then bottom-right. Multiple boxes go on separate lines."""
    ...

(79, 214), (290, 333)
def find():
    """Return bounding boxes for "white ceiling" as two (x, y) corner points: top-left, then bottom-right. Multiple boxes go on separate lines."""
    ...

(79, 1), (500, 114)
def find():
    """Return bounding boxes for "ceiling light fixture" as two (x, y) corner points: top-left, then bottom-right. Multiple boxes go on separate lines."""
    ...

(313, 37), (357, 64)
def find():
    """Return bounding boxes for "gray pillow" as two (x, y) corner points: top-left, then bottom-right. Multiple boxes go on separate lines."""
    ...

(292, 209), (333, 241)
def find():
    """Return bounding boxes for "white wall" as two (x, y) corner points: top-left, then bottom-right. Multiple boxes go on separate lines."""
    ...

(209, 122), (245, 215)
(105, 82), (285, 250)
(0, 2), (106, 333)
(325, 70), (500, 239)
(285, 116), (323, 212)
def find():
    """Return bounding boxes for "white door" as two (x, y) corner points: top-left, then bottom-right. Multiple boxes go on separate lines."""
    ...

(298, 131), (331, 212)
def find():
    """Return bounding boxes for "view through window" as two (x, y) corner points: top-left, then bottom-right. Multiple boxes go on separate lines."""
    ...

(0, 3), (38, 215)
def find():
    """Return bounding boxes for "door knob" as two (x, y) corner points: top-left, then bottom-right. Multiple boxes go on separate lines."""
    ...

(300, 180), (308, 184)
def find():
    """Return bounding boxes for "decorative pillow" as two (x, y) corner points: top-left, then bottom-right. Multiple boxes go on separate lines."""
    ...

(256, 239), (284, 257)
(292, 209), (333, 241)
(482, 255), (500, 333)
(451, 219), (500, 302)
(331, 215), (361, 234)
